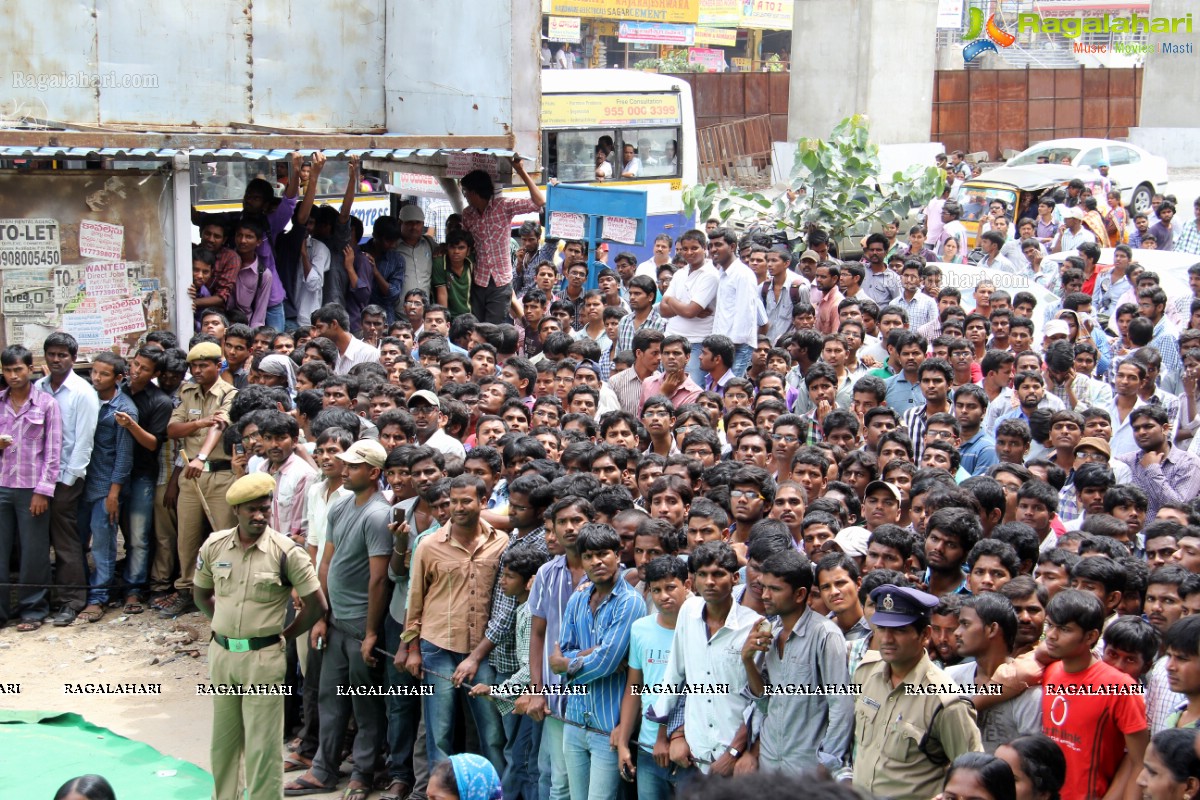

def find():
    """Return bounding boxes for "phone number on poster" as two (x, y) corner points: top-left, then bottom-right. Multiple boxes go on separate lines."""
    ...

(0, 250), (62, 267)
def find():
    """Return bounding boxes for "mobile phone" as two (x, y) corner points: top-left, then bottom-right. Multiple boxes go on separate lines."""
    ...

(393, 507), (406, 526)
(234, 443), (245, 456)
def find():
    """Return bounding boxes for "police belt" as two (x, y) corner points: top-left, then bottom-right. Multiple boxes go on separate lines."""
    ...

(212, 632), (281, 652)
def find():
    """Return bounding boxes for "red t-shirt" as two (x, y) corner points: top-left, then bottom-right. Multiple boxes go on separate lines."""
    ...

(1041, 659), (1147, 800)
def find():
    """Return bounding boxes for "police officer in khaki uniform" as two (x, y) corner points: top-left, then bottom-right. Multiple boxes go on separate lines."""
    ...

(163, 341), (238, 617)
(194, 473), (327, 800)
(852, 584), (983, 800)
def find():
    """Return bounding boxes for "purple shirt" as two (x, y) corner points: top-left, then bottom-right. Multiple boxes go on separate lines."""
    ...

(233, 258), (271, 327)
(0, 387), (63, 497)
(1117, 446), (1200, 520)
(263, 195), (297, 305)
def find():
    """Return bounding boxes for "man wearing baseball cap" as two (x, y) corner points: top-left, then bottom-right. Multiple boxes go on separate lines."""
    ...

(1053, 205), (1097, 254)
(287, 439), (392, 797)
(195, 472), (326, 800)
(408, 389), (466, 461)
(853, 584), (983, 800)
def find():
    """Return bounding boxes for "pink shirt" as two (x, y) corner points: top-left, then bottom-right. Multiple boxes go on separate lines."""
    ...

(462, 197), (540, 287)
(0, 388), (63, 497)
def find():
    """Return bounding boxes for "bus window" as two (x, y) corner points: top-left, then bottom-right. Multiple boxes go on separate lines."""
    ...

(547, 130), (617, 183)
(193, 162), (268, 203)
(621, 128), (679, 179)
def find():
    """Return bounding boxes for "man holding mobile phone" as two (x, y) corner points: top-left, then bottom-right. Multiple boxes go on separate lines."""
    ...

(116, 346), (174, 615)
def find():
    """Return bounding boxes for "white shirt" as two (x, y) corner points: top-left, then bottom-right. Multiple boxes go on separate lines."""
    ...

(636, 258), (666, 283)
(1106, 397), (1148, 458)
(36, 371), (99, 486)
(424, 427), (466, 461)
(595, 160), (613, 180)
(397, 236), (435, 299)
(1053, 225), (1096, 253)
(305, 479), (351, 568)
(713, 259), (767, 347)
(295, 237), (330, 326)
(335, 336), (381, 375)
(664, 261), (720, 344)
(650, 596), (760, 770)
(621, 157), (643, 178)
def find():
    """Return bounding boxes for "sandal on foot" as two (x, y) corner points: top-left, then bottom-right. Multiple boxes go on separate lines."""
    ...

(380, 780), (412, 800)
(78, 605), (106, 623)
(123, 596), (145, 614)
(284, 753), (312, 772)
(283, 773), (336, 796)
(341, 786), (370, 800)
(16, 619), (42, 632)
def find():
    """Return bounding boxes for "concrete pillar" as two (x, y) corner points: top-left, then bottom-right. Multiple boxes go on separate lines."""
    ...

(1128, 0), (1200, 166)
(788, 0), (939, 145)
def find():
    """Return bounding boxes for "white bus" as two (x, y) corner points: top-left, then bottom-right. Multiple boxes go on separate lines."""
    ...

(511, 69), (699, 263)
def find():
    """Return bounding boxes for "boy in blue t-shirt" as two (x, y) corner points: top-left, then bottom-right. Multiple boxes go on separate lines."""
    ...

(614, 556), (692, 800)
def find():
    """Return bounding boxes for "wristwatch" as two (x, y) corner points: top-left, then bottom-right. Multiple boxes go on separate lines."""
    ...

(727, 747), (740, 758)
(195, 452), (208, 462)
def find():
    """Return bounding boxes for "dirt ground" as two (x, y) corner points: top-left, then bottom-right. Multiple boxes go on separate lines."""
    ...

(0, 609), (358, 799)
(1, 607), (214, 760)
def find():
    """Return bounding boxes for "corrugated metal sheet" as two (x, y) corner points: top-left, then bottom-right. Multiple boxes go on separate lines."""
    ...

(1, 0), (537, 156)
(0, 144), (516, 162)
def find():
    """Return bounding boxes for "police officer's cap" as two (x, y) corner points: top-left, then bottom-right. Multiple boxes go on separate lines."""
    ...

(868, 584), (938, 628)
(187, 342), (223, 362)
(226, 472), (276, 506)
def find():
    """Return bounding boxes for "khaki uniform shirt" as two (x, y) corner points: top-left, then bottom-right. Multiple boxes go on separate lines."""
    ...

(852, 653), (983, 800)
(194, 526), (321, 639)
(170, 379), (237, 462)
(404, 519), (507, 654)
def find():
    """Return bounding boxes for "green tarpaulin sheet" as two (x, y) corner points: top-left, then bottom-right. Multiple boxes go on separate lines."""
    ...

(0, 710), (213, 798)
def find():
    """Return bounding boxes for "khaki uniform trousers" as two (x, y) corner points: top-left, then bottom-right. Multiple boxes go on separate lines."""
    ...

(209, 640), (287, 800)
(174, 471), (235, 591)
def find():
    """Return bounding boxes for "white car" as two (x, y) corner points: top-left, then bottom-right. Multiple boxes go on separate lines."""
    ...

(1006, 138), (1168, 215)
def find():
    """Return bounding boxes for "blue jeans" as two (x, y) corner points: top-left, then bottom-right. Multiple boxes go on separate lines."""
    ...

(384, 615), (421, 785)
(503, 702), (542, 800)
(265, 302), (286, 331)
(538, 715), (569, 800)
(419, 641), (507, 774)
(121, 474), (155, 596)
(78, 496), (118, 606)
(731, 343), (753, 378)
(686, 343), (706, 387)
(563, 726), (620, 800)
(635, 750), (698, 800)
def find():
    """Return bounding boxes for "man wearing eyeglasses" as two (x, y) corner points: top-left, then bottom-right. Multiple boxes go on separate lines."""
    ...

(729, 466), (774, 548)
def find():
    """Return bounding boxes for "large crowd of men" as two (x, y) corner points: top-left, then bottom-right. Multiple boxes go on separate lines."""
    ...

(6, 153), (1200, 800)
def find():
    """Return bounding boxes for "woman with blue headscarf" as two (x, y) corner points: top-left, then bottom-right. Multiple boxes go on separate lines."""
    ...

(427, 754), (502, 800)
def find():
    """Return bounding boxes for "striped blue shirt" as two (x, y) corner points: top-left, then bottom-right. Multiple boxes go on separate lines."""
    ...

(559, 574), (644, 732)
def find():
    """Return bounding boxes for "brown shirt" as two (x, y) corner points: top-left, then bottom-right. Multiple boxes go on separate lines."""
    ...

(404, 518), (507, 654)
(170, 379), (237, 462)
(193, 526), (321, 639)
